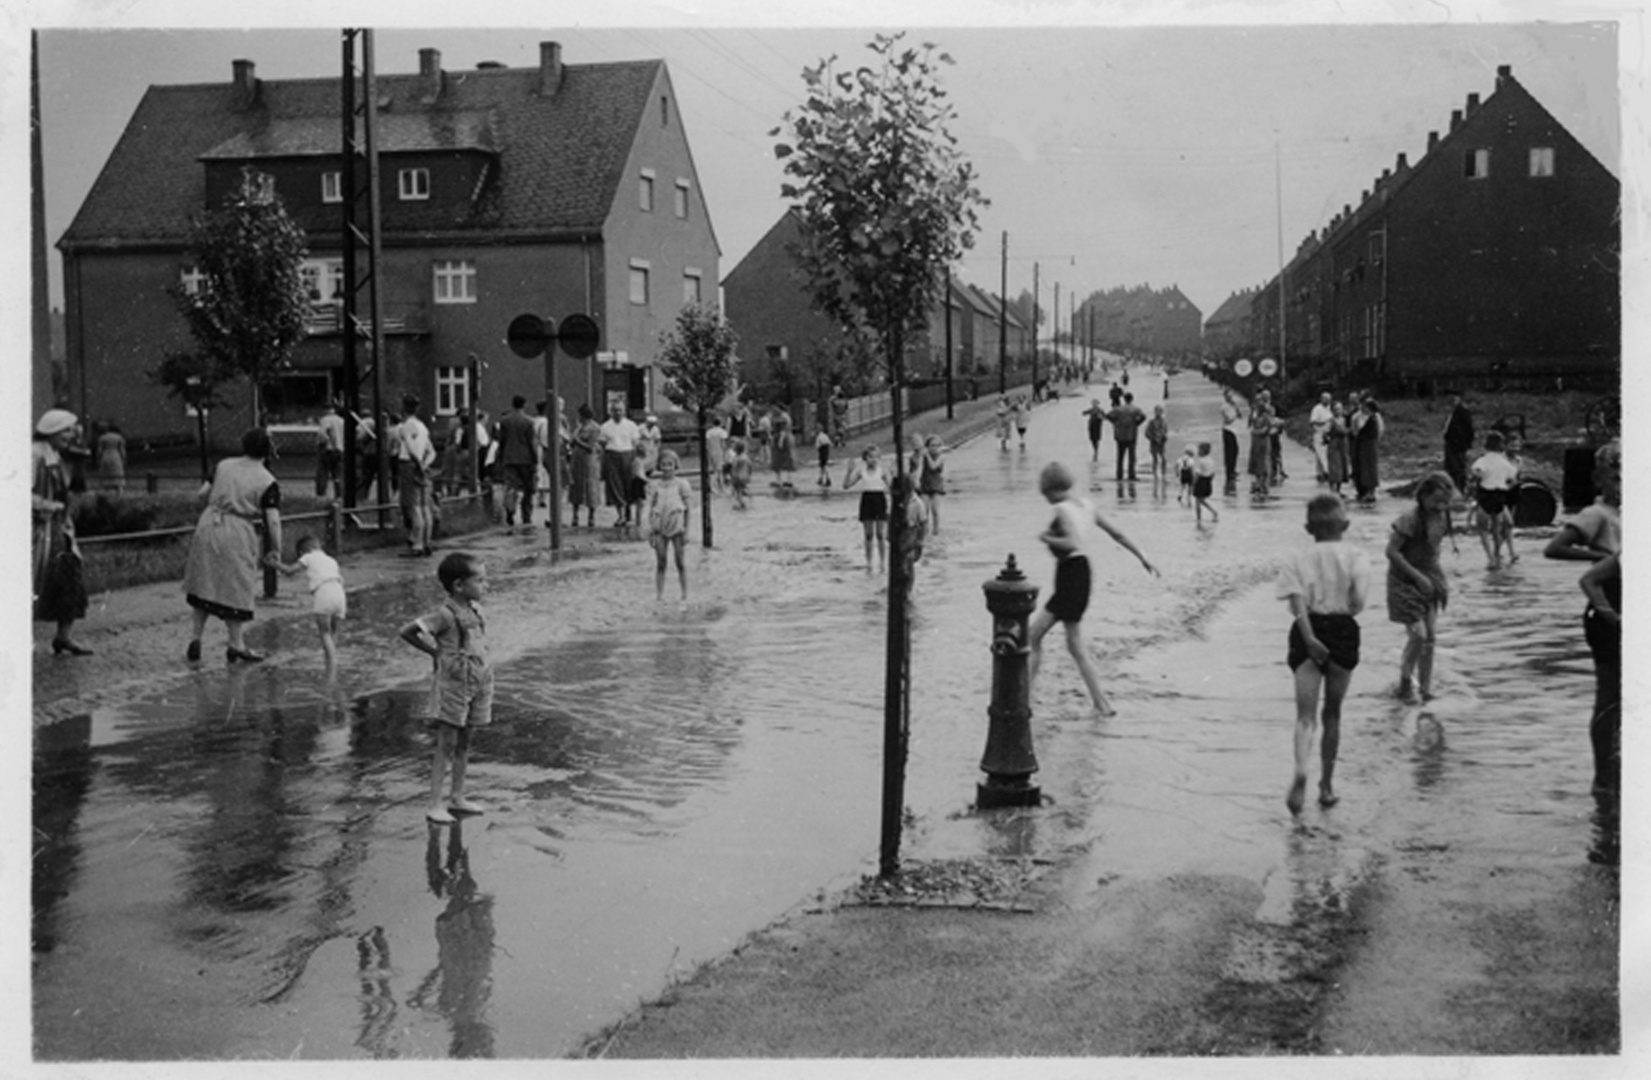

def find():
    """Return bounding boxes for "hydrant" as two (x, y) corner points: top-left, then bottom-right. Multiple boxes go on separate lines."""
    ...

(978, 554), (1042, 809)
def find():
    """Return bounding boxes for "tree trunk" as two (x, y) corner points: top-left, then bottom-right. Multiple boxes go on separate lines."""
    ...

(697, 404), (714, 549)
(879, 323), (911, 878)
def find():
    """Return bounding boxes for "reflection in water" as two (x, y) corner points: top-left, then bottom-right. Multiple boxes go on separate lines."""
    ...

(412, 821), (496, 1059)
(32, 714), (95, 956)
(354, 927), (399, 1059)
(1409, 710), (1447, 792)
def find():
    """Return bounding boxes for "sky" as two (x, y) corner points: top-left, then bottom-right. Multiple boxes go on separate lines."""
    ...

(14, 3), (1632, 329)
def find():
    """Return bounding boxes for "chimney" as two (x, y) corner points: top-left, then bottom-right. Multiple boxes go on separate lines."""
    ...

(419, 47), (443, 102)
(1450, 108), (1462, 131)
(539, 41), (564, 96)
(1396, 152), (1409, 171)
(1466, 91), (1481, 115)
(1496, 64), (1512, 89)
(231, 58), (257, 109)
(1427, 130), (1439, 152)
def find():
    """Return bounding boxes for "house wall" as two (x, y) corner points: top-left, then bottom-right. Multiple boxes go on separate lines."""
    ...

(1385, 93), (1618, 376)
(602, 67), (722, 414)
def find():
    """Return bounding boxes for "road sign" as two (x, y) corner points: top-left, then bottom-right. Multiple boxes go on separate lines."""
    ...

(507, 313), (551, 359)
(558, 313), (601, 359)
(1232, 358), (1254, 378)
(1257, 357), (1279, 377)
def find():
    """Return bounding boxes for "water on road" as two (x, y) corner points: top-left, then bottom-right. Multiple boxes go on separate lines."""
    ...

(32, 373), (1616, 1058)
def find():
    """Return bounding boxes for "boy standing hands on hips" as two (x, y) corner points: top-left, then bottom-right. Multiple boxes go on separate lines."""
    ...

(400, 553), (493, 825)
(1278, 494), (1372, 814)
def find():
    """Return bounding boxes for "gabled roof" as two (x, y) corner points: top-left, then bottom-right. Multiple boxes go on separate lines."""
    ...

(1204, 288), (1258, 327)
(61, 57), (664, 248)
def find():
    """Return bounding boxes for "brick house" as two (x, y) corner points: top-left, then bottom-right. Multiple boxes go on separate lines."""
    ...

(1202, 286), (1260, 362)
(1248, 65), (1618, 384)
(57, 41), (720, 445)
(1080, 284), (1203, 357)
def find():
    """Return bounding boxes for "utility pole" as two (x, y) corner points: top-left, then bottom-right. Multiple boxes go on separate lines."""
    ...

(944, 273), (954, 419)
(1276, 139), (1287, 384)
(997, 231), (1008, 395)
(1032, 261), (1040, 392)
(1053, 282), (1060, 359)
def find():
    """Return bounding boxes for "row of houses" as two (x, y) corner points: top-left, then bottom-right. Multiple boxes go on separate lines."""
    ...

(1075, 284), (1203, 357)
(1207, 65), (1618, 385)
(719, 209), (1036, 400)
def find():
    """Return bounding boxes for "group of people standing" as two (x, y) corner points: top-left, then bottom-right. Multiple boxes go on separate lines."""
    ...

(1303, 389), (1387, 502)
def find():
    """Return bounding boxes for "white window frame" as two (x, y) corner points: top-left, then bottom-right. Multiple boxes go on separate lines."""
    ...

(398, 167), (431, 201)
(179, 266), (207, 297)
(1529, 146), (1555, 177)
(321, 171), (343, 203)
(300, 257), (346, 303)
(433, 259), (478, 305)
(1464, 148), (1490, 180)
(674, 179), (691, 219)
(629, 259), (651, 306)
(683, 269), (702, 305)
(435, 366), (470, 417)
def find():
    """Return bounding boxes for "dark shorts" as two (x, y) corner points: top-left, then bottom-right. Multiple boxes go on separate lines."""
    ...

(858, 491), (889, 522)
(1475, 488), (1515, 516)
(818, 445), (831, 468)
(398, 460), (430, 512)
(500, 463), (536, 492)
(1193, 475), (1213, 499)
(1287, 613), (1361, 672)
(1046, 554), (1092, 623)
(628, 475), (648, 503)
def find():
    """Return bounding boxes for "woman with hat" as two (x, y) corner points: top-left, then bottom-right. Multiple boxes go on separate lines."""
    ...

(33, 409), (91, 655)
(183, 427), (284, 663)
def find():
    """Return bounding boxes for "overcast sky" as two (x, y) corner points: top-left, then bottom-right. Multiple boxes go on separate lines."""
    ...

(19, 3), (1629, 327)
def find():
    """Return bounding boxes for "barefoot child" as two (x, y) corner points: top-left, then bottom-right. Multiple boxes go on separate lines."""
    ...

(646, 450), (693, 601)
(399, 553), (491, 825)
(1176, 444), (1196, 505)
(1278, 494), (1372, 814)
(1028, 461), (1160, 714)
(843, 444), (890, 573)
(1192, 442), (1220, 524)
(1468, 431), (1520, 568)
(815, 425), (834, 487)
(268, 534), (346, 667)
(913, 434), (946, 535)
(1386, 472), (1457, 703)
(728, 438), (753, 509)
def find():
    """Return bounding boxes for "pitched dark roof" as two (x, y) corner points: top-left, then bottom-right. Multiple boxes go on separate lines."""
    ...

(61, 58), (663, 248)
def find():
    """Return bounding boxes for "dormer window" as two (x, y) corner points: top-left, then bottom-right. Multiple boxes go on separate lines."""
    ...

(399, 167), (431, 201)
(1530, 147), (1555, 177)
(321, 171), (342, 203)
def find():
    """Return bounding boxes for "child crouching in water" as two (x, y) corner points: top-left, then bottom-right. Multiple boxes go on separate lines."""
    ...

(1278, 494), (1372, 814)
(646, 450), (693, 600)
(1387, 471), (1457, 703)
(399, 553), (491, 825)
(268, 534), (346, 668)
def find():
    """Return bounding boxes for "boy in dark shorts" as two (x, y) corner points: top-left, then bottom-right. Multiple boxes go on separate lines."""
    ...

(1469, 430), (1520, 569)
(1277, 493), (1373, 814)
(1028, 461), (1160, 715)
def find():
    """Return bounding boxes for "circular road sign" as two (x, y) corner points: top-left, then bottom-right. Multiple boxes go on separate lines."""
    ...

(557, 313), (601, 360)
(1232, 358), (1254, 378)
(507, 313), (551, 359)
(1257, 357), (1279, 377)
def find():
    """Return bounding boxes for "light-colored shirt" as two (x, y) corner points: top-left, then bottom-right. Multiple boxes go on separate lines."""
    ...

(318, 412), (346, 452)
(1276, 541), (1373, 616)
(601, 416), (641, 452)
(1470, 451), (1519, 491)
(1309, 402), (1333, 435)
(297, 549), (343, 593)
(397, 416), (434, 467)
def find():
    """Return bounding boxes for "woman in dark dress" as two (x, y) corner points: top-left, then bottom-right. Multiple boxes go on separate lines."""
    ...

(33, 409), (91, 655)
(1352, 395), (1384, 502)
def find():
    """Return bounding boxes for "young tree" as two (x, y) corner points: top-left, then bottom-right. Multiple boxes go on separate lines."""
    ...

(774, 32), (986, 877)
(168, 167), (310, 426)
(149, 350), (236, 482)
(658, 301), (740, 549)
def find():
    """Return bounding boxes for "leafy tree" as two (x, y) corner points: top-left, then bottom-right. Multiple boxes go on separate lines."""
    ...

(167, 167), (310, 426)
(658, 301), (740, 549)
(774, 32), (986, 876)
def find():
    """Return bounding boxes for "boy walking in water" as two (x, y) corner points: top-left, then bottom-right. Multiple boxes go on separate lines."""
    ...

(1278, 494), (1372, 814)
(1029, 461), (1160, 715)
(400, 553), (492, 825)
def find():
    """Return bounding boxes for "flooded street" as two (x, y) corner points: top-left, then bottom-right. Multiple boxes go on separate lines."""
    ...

(32, 373), (1617, 1059)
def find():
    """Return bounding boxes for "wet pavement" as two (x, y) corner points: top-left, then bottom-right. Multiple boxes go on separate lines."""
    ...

(30, 369), (1619, 1059)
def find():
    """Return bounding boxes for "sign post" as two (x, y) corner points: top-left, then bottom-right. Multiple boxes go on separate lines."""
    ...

(506, 312), (600, 553)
